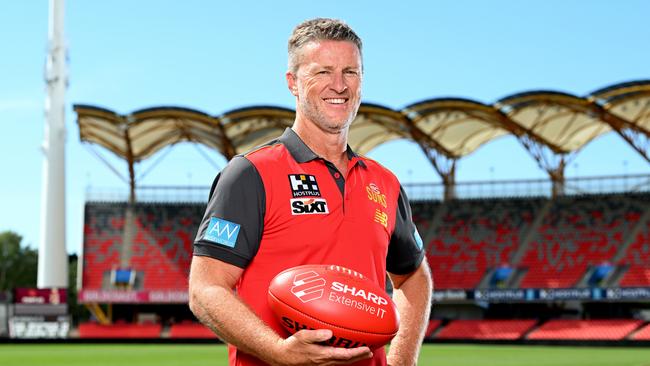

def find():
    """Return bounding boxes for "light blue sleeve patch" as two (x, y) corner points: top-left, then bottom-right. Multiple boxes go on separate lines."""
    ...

(204, 217), (241, 248)
(413, 227), (424, 250)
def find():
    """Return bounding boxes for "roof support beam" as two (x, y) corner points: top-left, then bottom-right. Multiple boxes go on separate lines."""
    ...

(216, 121), (236, 159)
(518, 135), (575, 197)
(591, 102), (650, 164)
(416, 142), (457, 201)
(403, 118), (458, 200)
(121, 115), (136, 269)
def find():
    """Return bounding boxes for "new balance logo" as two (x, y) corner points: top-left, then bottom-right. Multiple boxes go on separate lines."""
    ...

(291, 270), (326, 303)
(204, 217), (241, 248)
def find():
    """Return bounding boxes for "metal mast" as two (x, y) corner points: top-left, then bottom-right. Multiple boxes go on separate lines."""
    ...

(38, 0), (68, 288)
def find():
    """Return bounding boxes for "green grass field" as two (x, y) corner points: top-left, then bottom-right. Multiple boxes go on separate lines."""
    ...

(1, 344), (650, 366)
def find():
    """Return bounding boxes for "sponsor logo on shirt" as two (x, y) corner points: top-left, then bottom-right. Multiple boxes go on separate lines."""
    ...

(204, 217), (240, 248)
(291, 198), (329, 215)
(288, 174), (321, 197)
(366, 183), (387, 208)
(374, 208), (388, 228)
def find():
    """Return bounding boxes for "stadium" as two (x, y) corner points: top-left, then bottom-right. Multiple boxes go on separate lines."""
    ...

(3, 1), (650, 365)
(74, 81), (650, 343)
(6, 81), (650, 364)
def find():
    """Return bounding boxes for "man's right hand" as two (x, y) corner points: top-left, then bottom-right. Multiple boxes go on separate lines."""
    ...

(270, 329), (373, 366)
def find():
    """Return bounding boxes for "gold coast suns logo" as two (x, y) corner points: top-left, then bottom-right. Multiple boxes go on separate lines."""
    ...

(367, 183), (388, 228)
(366, 183), (387, 208)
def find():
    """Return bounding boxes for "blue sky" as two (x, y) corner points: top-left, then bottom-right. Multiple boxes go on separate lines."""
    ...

(1, 0), (649, 255)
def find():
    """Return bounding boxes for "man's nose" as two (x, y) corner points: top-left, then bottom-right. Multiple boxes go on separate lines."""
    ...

(330, 72), (347, 93)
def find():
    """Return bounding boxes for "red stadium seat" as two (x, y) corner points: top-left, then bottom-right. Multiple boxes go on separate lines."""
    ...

(435, 319), (537, 340)
(424, 319), (442, 339)
(169, 322), (218, 339)
(618, 226), (650, 287)
(78, 322), (162, 338)
(416, 198), (544, 289)
(526, 319), (642, 340)
(630, 323), (650, 340)
(518, 194), (645, 288)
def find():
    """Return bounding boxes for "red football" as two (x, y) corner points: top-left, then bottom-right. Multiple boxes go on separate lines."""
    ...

(268, 264), (399, 349)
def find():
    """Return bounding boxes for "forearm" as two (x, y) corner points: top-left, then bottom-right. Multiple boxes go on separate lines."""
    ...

(190, 283), (283, 364)
(387, 263), (433, 366)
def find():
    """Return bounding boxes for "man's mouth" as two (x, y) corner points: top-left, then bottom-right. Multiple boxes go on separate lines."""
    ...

(323, 98), (348, 105)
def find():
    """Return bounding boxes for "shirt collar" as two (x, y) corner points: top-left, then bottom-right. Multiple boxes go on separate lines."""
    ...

(279, 128), (367, 168)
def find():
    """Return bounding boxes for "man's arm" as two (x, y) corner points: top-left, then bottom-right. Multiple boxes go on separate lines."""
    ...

(386, 259), (433, 366)
(188, 255), (373, 366)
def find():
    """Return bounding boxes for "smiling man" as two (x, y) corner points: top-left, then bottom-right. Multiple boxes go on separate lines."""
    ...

(287, 37), (361, 176)
(189, 18), (432, 366)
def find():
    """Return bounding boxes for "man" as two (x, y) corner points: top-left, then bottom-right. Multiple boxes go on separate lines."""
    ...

(189, 18), (432, 366)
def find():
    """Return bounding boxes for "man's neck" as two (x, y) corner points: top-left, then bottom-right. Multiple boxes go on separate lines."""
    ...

(292, 120), (349, 174)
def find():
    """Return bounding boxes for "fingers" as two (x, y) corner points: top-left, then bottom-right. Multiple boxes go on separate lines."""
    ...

(278, 329), (374, 365)
(294, 328), (333, 344)
(325, 345), (373, 363)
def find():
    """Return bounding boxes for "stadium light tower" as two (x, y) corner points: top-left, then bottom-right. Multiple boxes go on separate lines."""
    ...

(38, 0), (68, 288)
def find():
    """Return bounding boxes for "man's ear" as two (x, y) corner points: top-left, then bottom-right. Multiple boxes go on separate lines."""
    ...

(286, 71), (298, 96)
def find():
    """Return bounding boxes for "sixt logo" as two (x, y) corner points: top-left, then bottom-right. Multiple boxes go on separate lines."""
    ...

(204, 217), (240, 248)
(288, 174), (321, 197)
(366, 183), (387, 208)
(291, 198), (329, 215)
(291, 271), (326, 303)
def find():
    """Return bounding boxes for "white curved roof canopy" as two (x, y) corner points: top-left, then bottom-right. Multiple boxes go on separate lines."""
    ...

(75, 79), (650, 167)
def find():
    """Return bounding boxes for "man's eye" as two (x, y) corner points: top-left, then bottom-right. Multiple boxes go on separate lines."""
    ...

(317, 70), (329, 75)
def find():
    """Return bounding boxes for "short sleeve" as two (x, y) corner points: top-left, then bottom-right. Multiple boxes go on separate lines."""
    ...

(193, 156), (265, 268)
(386, 185), (425, 275)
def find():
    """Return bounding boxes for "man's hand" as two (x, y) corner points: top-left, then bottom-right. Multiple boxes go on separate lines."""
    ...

(270, 329), (373, 366)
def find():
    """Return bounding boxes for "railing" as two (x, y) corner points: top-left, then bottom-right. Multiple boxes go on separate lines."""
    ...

(405, 173), (650, 201)
(86, 185), (211, 203)
(86, 173), (650, 203)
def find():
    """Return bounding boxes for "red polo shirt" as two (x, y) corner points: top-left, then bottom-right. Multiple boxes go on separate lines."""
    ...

(194, 128), (424, 366)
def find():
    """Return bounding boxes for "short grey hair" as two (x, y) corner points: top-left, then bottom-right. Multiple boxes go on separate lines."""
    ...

(288, 18), (363, 73)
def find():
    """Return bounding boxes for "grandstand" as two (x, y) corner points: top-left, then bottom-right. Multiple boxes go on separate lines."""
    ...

(422, 192), (650, 290)
(80, 202), (202, 292)
(69, 183), (650, 341)
(77, 202), (206, 338)
(412, 191), (650, 342)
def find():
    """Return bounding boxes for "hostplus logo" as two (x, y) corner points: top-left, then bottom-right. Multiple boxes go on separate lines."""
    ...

(291, 270), (326, 303)
(288, 174), (321, 197)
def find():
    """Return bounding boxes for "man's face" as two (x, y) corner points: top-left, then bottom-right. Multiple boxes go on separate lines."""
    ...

(288, 40), (362, 134)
